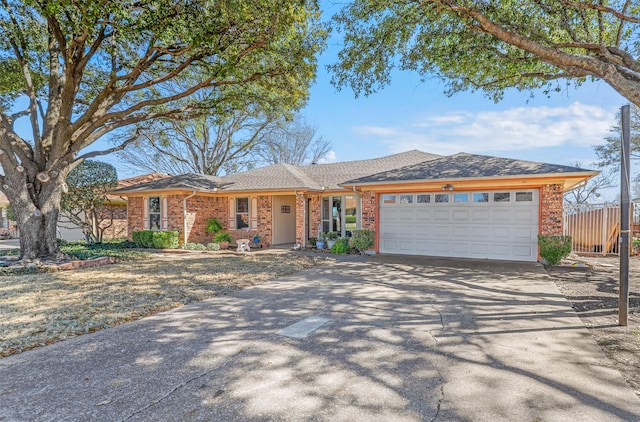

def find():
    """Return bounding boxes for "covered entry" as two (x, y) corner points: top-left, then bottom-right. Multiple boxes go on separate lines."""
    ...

(379, 190), (539, 261)
(272, 195), (296, 245)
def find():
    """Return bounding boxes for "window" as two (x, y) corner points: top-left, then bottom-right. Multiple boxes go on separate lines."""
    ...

(435, 194), (449, 203)
(281, 205), (291, 213)
(516, 191), (533, 202)
(382, 194), (397, 204)
(400, 194), (414, 204)
(417, 194), (431, 204)
(473, 193), (489, 203)
(236, 197), (249, 229)
(148, 196), (161, 230)
(494, 192), (510, 203)
(453, 193), (469, 203)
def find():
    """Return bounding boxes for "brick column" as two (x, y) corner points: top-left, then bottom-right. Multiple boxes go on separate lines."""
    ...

(295, 194), (306, 245)
(361, 190), (376, 230)
(540, 184), (564, 235)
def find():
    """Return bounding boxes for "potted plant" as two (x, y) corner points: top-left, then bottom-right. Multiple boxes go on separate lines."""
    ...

(326, 231), (339, 249)
(316, 232), (326, 249)
(350, 229), (375, 255)
(214, 231), (232, 249)
(205, 218), (224, 236)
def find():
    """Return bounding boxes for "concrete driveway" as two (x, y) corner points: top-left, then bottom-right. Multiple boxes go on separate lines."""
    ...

(1, 256), (640, 421)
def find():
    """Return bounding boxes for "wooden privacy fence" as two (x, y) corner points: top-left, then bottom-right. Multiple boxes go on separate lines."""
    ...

(563, 202), (640, 256)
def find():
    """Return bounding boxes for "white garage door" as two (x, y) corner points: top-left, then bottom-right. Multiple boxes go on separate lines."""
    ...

(379, 190), (539, 262)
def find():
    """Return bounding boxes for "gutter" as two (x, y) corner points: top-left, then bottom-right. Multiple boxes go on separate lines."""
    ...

(183, 191), (197, 246)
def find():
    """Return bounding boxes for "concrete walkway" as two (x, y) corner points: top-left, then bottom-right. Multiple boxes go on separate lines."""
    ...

(1, 256), (639, 421)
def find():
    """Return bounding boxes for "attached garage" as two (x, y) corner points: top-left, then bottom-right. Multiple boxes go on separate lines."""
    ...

(379, 190), (539, 261)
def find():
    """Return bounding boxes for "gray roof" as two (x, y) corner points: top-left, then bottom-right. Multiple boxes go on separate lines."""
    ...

(115, 150), (441, 194)
(343, 153), (595, 185)
(113, 173), (221, 194)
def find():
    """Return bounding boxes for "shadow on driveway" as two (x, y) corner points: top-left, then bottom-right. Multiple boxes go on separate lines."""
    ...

(1, 255), (639, 421)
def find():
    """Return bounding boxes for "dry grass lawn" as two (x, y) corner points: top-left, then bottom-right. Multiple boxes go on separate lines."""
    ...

(0, 253), (322, 357)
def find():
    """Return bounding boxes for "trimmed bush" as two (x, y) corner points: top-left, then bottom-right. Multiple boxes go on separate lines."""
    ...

(132, 230), (154, 248)
(538, 235), (572, 265)
(206, 242), (221, 251)
(184, 242), (207, 251)
(350, 229), (375, 254)
(308, 237), (317, 247)
(345, 215), (357, 224)
(132, 230), (178, 249)
(152, 230), (179, 249)
(214, 231), (232, 243)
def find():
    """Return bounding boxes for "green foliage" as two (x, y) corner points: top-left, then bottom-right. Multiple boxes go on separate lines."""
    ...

(538, 235), (572, 266)
(132, 230), (154, 248)
(152, 231), (179, 249)
(184, 242), (207, 251)
(345, 215), (357, 224)
(214, 231), (232, 243)
(594, 105), (640, 169)
(308, 237), (317, 247)
(206, 242), (221, 251)
(330, 2), (636, 103)
(61, 240), (147, 261)
(205, 218), (224, 235)
(60, 160), (118, 244)
(350, 229), (375, 254)
(326, 231), (339, 240)
(132, 230), (178, 249)
(330, 237), (350, 254)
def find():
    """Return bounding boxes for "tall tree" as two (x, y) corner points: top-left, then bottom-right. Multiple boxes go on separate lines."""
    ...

(330, 1), (640, 105)
(118, 109), (276, 176)
(594, 105), (640, 167)
(256, 114), (331, 165)
(60, 160), (117, 244)
(0, 0), (324, 260)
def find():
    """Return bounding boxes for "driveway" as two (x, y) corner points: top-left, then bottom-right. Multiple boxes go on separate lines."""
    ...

(1, 256), (639, 421)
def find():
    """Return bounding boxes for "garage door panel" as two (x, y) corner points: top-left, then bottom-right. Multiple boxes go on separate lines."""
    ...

(379, 189), (539, 262)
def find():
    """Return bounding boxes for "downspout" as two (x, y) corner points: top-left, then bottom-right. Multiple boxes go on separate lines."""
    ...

(183, 191), (197, 247)
(295, 191), (306, 248)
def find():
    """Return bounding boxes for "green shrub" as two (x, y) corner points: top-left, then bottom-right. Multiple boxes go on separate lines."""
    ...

(308, 237), (317, 247)
(214, 231), (232, 243)
(132, 230), (178, 249)
(538, 235), (572, 265)
(345, 215), (357, 224)
(152, 230), (179, 249)
(132, 230), (154, 248)
(206, 242), (221, 251)
(350, 229), (375, 254)
(331, 237), (350, 254)
(184, 242), (207, 251)
(205, 218), (224, 235)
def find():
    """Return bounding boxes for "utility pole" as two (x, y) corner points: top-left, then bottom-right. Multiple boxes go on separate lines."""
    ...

(619, 104), (630, 326)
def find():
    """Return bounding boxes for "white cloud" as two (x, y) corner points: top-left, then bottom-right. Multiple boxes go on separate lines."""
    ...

(317, 150), (337, 164)
(352, 102), (616, 157)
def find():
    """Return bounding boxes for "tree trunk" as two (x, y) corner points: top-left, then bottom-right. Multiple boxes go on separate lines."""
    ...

(8, 178), (65, 261)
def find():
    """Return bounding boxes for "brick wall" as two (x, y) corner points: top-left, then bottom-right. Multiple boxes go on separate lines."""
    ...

(96, 204), (128, 239)
(180, 195), (228, 244)
(361, 190), (376, 231)
(295, 194), (305, 244)
(127, 197), (144, 236)
(540, 184), (564, 235)
(309, 195), (321, 237)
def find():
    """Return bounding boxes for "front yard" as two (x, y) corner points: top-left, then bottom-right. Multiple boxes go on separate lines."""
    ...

(0, 252), (322, 357)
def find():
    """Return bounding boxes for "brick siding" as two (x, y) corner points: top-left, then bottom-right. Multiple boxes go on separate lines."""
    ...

(540, 184), (564, 235)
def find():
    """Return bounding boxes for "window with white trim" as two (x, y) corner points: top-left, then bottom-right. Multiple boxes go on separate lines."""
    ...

(148, 196), (161, 230)
(236, 197), (249, 229)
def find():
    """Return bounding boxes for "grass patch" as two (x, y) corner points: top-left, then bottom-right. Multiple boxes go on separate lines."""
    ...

(0, 253), (322, 357)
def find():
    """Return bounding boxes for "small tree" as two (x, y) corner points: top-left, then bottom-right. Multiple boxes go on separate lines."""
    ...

(60, 161), (118, 244)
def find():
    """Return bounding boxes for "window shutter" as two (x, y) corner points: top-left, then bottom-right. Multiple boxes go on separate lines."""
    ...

(161, 197), (169, 230)
(143, 197), (149, 229)
(228, 198), (236, 229)
(250, 197), (258, 229)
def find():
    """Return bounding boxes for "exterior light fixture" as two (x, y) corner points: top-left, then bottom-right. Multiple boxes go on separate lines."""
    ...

(442, 184), (454, 191)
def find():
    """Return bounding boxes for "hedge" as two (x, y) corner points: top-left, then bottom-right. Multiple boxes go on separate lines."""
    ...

(132, 230), (179, 249)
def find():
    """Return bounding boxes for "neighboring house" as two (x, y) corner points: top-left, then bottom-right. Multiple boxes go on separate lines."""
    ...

(114, 150), (596, 262)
